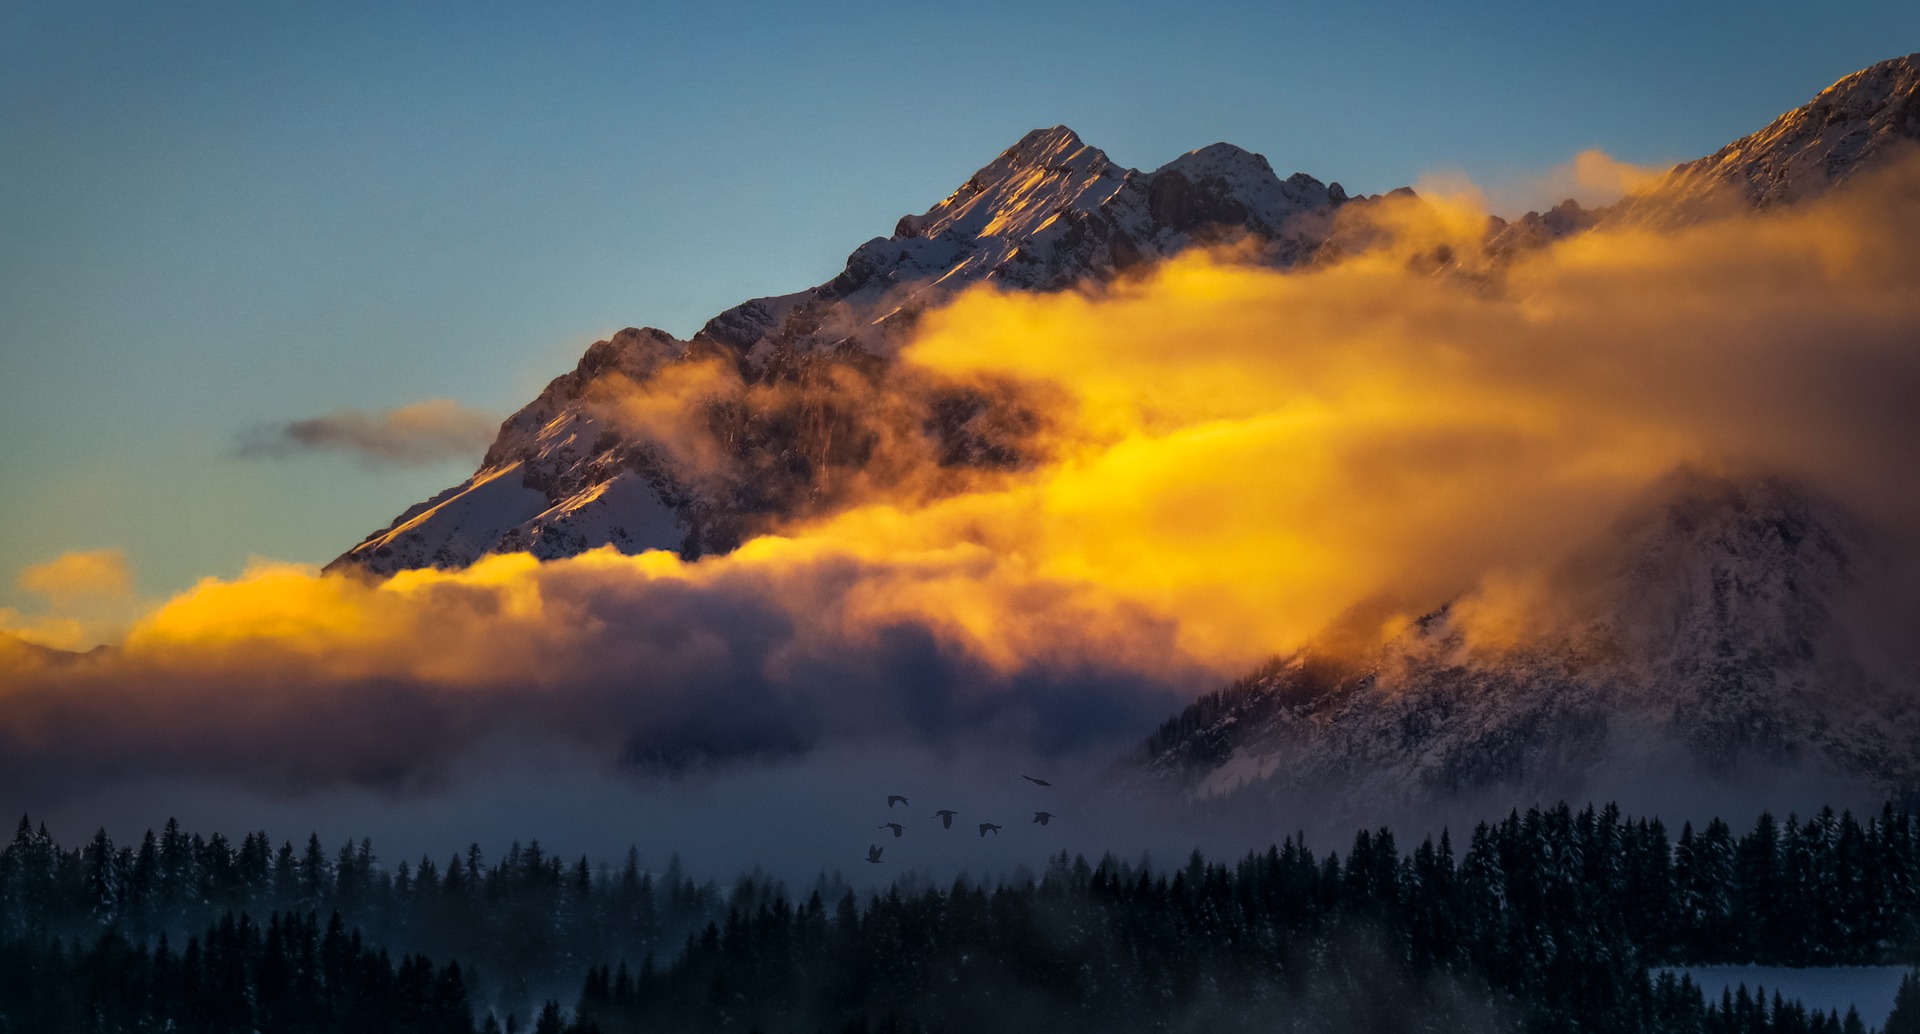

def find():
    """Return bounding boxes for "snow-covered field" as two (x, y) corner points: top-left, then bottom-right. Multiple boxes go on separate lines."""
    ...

(1658, 966), (1911, 1026)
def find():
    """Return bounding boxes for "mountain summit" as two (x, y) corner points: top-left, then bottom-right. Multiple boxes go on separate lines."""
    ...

(696, 125), (1344, 358)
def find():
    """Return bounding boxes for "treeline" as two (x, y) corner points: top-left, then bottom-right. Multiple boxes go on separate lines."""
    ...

(4, 802), (1920, 1032)
(0, 815), (754, 1017)
(556, 804), (1915, 1034)
(0, 911), (473, 1033)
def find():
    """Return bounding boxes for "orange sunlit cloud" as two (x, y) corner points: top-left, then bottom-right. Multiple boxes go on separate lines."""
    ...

(1467, 148), (1671, 216)
(1, 548), (139, 651)
(18, 549), (132, 602)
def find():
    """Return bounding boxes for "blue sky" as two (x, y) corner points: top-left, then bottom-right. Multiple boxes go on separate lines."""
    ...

(3, 0), (1915, 606)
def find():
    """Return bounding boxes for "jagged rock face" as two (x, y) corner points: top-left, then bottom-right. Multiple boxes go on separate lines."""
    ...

(1142, 473), (1919, 801)
(1622, 52), (1920, 220)
(331, 128), (1346, 576)
(702, 126), (1343, 362)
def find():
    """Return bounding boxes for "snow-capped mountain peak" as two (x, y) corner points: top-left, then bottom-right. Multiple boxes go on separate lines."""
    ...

(332, 127), (1350, 576)
(705, 125), (1349, 351)
(898, 124), (1124, 241)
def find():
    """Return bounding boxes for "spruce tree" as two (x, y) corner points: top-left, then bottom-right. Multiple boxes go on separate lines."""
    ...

(1888, 969), (1920, 1034)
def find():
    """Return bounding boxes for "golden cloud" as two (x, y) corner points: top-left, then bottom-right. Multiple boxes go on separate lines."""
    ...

(19, 549), (132, 604)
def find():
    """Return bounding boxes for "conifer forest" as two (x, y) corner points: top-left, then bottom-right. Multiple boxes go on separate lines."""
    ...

(5, 803), (1920, 1032)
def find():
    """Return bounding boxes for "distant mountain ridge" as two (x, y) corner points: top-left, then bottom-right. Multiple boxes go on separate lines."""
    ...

(330, 54), (1920, 580)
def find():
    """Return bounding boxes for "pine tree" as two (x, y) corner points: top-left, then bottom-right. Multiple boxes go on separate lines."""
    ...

(1888, 969), (1920, 1034)
(534, 998), (568, 1034)
(84, 828), (119, 927)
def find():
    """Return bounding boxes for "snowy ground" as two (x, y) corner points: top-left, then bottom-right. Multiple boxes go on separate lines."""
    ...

(1657, 966), (1911, 1026)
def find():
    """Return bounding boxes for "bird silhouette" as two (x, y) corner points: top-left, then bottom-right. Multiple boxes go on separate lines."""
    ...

(1021, 775), (1052, 787)
(978, 823), (1002, 837)
(1032, 812), (1054, 826)
(887, 795), (909, 808)
(879, 822), (904, 838)
(935, 809), (957, 829)
(866, 844), (884, 864)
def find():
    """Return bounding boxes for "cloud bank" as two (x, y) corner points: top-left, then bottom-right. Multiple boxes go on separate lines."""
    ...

(7, 152), (1920, 807)
(1468, 148), (1668, 216)
(0, 548), (140, 651)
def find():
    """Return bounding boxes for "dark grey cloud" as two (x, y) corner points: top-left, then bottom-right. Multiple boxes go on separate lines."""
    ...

(240, 399), (498, 465)
(0, 556), (1207, 804)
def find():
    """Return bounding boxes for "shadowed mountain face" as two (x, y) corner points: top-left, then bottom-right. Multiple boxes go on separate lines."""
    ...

(1142, 470), (1920, 802)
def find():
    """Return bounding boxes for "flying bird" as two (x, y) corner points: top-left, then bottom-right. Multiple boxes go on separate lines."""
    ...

(935, 809), (957, 829)
(887, 795), (909, 808)
(866, 845), (884, 864)
(978, 823), (1002, 837)
(1032, 812), (1054, 826)
(1021, 775), (1052, 787)
(879, 822), (904, 838)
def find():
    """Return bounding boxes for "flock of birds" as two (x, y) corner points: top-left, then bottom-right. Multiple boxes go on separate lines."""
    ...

(865, 774), (1055, 864)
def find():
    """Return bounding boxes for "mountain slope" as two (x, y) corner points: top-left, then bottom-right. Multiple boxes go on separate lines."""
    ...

(0, 632), (95, 670)
(1619, 52), (1920, 220)
(1142, 471), (1919, 801)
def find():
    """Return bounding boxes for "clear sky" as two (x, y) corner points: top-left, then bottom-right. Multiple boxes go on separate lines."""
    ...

(3, 0), (1916, 607)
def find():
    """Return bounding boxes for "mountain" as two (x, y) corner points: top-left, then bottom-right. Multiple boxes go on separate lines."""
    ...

(330, 128), (1351, 575)
(331, 55), (1920, 580)
(1138, 55), (1920, 802)
(1142, 470), (1920, 802)
(0, 632), (93, 670)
